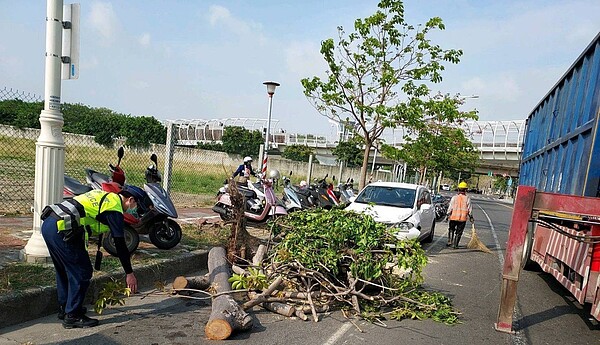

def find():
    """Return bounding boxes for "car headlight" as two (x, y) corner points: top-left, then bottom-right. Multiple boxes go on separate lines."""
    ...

(388, 221), (420, 241)
(390, 221), (415, 232)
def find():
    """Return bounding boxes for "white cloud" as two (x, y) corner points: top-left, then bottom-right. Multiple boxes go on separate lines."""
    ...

(207, 5), (266, 45)
(285, 41), (327, 79)
(89, 2), (119, 45)
(139, 33), (151, 47)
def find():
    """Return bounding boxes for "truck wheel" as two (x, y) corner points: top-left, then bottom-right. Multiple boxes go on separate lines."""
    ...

(521, 222), (538, 271)
(103, 225), (140, 257)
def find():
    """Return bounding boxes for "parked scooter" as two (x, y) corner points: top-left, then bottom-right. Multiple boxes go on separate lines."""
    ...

(62, 148), (182, 255)
(281, 171), (303, 212)
(310, 174), (338, 209)
(432, 194), (449, 222)
(131, 153), (182, 250)
(335, 178), (355, 206)
(213, 170), (288, 222)
(63, 147), (140, 256)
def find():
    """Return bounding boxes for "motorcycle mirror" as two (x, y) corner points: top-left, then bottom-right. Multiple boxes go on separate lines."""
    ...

(150, 153), (158, 166)
(325, 173), (328, 178)
(332, 175), (336, 181)
(117, 146), (124, 166)
(289, 171), (293, 176)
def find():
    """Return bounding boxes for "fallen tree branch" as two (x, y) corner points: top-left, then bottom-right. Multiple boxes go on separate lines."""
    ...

(242, 275), (284, 310)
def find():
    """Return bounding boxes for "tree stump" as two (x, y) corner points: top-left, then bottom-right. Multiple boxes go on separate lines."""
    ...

(205, 247), (253, 340)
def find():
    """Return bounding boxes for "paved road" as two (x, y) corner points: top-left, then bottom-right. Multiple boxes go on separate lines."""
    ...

(1, 199), (598, 344)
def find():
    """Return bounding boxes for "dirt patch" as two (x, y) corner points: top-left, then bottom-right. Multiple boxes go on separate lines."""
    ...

(0, 230), (26, 250)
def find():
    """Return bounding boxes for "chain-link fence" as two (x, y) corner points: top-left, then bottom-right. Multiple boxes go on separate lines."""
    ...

(0, 88), (363, 214)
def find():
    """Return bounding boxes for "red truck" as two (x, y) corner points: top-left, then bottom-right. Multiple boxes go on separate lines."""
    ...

(496, 32), (600, 332)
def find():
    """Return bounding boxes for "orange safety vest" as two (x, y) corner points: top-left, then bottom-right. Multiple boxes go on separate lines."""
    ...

(449, 194), (469, 222)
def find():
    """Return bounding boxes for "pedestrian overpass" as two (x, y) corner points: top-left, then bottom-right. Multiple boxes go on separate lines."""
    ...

(171, 118), (525, 177)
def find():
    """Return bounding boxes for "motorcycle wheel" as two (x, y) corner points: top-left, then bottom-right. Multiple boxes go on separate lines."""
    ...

(218, 206), (234, 221)
(103, 225), (140, 257)
(149, 219), (182, 250)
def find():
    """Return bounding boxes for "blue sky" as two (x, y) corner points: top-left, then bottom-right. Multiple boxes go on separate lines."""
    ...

(1, 1), (599, 137)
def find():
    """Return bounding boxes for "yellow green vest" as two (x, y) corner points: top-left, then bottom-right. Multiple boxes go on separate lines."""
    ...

(55, 190), (124, 236)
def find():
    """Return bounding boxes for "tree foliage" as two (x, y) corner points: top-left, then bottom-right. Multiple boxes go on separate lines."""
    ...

(332, 137), (363, 167)
(0, 100), (167, 148)
(267, 209), (459, 324)
(196, 141), (225, 152)
(221, 126), (263, 158)
(282, 144), (314, 162)
(302, 0), (470, 189)
(380, 116), (479, 182)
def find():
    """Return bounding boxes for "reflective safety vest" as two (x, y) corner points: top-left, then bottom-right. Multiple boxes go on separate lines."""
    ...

(449, 194), (469, 222)
(47, 190), (123, 237)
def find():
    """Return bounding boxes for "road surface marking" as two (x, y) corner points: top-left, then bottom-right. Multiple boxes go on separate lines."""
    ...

(477, 205), (529, 345)
(322, 322), (353, 345)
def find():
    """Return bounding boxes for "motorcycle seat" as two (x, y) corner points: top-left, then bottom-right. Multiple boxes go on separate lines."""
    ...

(64, 175), (93, 195)
(237, 186), (257, 200)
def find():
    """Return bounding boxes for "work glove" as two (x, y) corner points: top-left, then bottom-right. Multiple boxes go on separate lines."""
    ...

(469, 215), (474, 223)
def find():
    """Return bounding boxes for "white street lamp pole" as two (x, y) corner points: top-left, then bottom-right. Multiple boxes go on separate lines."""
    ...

(261, 81), (279, 175)
(22, 0), (66, 262)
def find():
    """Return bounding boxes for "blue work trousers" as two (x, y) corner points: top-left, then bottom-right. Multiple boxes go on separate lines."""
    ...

(41, 218), (92, 316)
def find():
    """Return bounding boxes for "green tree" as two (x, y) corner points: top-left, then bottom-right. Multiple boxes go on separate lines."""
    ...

(282, 144), (314, 162)
(302, 0), (468, 189)
(0, 100), (43, 129)
(196, 141), (225, 152)
(332, 138), (363, 167)
(381, 121), (478, 184)
(221, 126), (263, 158)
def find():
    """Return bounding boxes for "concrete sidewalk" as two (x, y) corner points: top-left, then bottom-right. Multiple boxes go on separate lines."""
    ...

(0, 207), (217, 329)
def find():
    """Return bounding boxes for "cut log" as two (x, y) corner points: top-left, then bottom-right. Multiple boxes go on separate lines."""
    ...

(295, 309), (309, 321)
(205, 247), (253, 340)
(252, 244), (267, 267)
(172, 275), (210, 292)
(261, 302), (295, 317)
(232, 265), (248, 276)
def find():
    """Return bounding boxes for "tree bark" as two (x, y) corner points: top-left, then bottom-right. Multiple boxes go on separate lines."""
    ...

(172, 275), (210, 292)
(205, 247), (253, 340)
(252, 244), (267, 267)
(359, 140), (372, 190)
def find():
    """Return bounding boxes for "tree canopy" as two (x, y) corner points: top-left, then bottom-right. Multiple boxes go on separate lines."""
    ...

(302, 0), (474, 189)
(332, 136), (363, 168)
(282, 144), (314, 162)
(221, 126), (264, 159)
(0, 99), (166, 148)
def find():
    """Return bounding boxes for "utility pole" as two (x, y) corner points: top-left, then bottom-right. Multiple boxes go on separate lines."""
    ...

(22, 0), (68, 262)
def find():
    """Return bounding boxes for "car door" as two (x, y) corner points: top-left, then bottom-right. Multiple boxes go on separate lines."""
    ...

(416, 188), (434, 235)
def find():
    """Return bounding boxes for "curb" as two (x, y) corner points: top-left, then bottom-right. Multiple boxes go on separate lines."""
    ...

(0, 249), (209, 329)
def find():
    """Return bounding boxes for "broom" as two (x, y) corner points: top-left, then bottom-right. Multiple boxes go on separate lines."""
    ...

(467, 223), (492, 254)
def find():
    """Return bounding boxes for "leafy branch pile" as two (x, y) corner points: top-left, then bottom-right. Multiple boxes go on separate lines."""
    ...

(241, 209), (458, 325)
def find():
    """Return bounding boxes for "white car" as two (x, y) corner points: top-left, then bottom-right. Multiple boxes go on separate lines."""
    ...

(345, 182), (435, 243)
(441, 184), (451, 191)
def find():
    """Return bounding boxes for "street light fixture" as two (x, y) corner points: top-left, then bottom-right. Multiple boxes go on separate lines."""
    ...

(262, 81), (280, 174)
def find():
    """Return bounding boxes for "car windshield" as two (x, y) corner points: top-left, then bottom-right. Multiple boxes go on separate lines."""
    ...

(354, 186), (416, 208)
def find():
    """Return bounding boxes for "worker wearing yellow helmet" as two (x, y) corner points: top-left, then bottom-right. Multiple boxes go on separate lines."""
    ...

(446, 181), (474, 249)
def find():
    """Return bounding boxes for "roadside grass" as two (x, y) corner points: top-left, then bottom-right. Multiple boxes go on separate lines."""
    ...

(0, 222), (231, 296)
(0, 134), (232, 211)
(0, 263), (55, 293)
(179, 222), (230, 248)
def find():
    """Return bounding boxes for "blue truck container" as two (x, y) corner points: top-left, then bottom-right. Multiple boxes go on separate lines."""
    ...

(519, 32), (600, 197)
